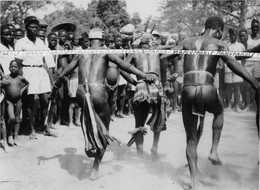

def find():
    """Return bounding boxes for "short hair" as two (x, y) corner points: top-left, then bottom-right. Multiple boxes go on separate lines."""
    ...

(251, 19), (259, 26)
(15, 28), (24, 34)
(205, 16), (224, 31)
(239, 28), (248, 35)
(47, 32), (57, 39)
(10, 60), (20, 67)
(0, 24), (11, 33)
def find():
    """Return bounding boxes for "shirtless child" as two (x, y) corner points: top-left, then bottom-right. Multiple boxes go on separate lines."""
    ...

(1, 60), (29, 146)
(162, 16), (260, 190)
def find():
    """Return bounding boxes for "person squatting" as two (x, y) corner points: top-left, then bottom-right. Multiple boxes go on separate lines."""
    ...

(0, 15), (259, 190)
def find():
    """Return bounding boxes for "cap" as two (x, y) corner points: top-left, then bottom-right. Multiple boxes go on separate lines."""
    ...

(24, 16), (39, 26)
(89, 28), (104, 39)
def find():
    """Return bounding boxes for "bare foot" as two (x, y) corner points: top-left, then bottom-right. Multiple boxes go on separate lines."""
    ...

(208, 153), (222, 165)
(14, 140), (21, 146)
(151, 147), (159, 161)
(183, 184), (192, 190)
(44, 129), (58, 137)
(29, 132), (37, 140)
(3, 143), (10, 153)
(89, 169), (103, 181)
(8, 136), (14, 146)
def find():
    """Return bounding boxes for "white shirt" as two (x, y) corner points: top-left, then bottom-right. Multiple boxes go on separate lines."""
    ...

(15, 36), (55, 68)
(0, 43), (14, 74)
(247, 35), (260, 62)
(225, 41), (245, 73)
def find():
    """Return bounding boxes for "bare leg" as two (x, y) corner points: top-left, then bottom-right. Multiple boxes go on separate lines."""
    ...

(39, 93), (57, 137)
(13, 100), (22, 146)
(151, 131), (160, 160)
(6, 100), (15, 146)
(89, 87), (110, 178)
(74, 105), (81, 126)
(208, 111), (223, 165)
(133, 102), (150, 156)
(197, 116), (205, 145)
(0, 100), (9, 152)
(26, 95), (37, 139)
(182, 87), (199, 190)
(69, 101), (75, 126)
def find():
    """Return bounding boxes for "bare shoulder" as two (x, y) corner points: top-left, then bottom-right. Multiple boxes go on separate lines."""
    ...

(216, 40), (229, 51)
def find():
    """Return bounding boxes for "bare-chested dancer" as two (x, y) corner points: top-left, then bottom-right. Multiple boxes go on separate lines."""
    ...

(49, 28), (155, 180)
(162, 16), (260, 190)
(126, 33), (169, 160)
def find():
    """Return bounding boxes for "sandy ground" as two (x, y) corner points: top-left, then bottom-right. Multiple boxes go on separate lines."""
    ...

(0, 111), (259, 190)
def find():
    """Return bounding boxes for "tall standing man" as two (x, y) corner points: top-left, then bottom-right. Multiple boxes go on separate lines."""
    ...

(15, 16), (56, 138)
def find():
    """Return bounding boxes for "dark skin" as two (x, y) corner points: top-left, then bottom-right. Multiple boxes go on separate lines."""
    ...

(1, 28), (12, 48)
(162, 26), (259, 190)
(126, 42), (165, 159)
(15, 22), (55, 138)
(1, 61), (28, 146)
(106, 37), (136, 118)
(50, 38), (155, 180)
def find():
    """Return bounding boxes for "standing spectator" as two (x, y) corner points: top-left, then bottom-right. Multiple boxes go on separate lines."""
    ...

(0, 25), (14, 75)
(224, 29), (245, 112)
(245, 19), (260, 111)
(14, 28), (24, 41)
(239, 29), (251, 111)
(37, 29), (46, 43)
(15, 16), (57, 138)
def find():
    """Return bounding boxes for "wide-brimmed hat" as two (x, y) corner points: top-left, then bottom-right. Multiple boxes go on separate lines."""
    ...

(51, 23), (77, 33)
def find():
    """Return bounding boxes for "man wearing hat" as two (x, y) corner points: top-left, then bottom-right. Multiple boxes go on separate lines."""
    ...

(49, 28), (155, 180)
(15, 16), (56, 138)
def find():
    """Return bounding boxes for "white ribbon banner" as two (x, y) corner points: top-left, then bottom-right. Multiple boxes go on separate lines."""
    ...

(0, 49), (259, 58)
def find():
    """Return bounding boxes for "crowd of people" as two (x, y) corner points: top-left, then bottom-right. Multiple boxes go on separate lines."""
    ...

(0, 14), (259, 189)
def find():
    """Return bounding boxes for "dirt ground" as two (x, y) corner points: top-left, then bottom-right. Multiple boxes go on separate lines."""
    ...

(0, 111), (259, 190)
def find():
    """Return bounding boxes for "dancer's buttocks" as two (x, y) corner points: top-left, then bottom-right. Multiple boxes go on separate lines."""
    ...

(183, 71), (223, 116)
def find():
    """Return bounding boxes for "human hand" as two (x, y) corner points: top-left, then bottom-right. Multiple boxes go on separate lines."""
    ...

(168, 73), (178, 82)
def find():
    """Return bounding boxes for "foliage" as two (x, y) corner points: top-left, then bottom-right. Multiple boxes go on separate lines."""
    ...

(158, 0), (260, 36)
(0, 0), (51, 28)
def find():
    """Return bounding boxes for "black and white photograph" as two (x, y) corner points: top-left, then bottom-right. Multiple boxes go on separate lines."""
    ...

(0, 0), (259, 189)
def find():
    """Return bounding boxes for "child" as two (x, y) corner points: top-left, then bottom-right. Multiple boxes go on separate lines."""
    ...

(1, 60), (29, 146)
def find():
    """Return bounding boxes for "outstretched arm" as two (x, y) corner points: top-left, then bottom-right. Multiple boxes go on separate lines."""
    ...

(49, 55), (80, 99)
(107, 54), (147, 79)
(120, 70), (137, 86)
(160, 41), (185, 59)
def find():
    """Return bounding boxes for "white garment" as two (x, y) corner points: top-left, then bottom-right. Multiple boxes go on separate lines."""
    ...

(15, 36), (54, 94)
(0, 43), (14, 74)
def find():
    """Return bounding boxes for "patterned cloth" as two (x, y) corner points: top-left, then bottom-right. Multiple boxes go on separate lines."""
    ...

(133, 80), (168, 132)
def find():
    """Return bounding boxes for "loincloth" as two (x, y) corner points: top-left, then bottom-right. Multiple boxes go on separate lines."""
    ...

(81, 93), (109, 157)
(133, 80), (162, 105)
(184, 71), (215, 117)
(133, 80), (168, 132)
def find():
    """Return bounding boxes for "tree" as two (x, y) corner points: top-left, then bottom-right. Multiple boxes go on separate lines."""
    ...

(158, 0), (260, 36)
(0, 0), (51, 28)
(95, 0), (130, 31)
(44, 1), (93, 36)
(130, 12), (142, 28)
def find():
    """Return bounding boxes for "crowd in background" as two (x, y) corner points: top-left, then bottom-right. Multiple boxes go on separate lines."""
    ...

(0, 15), (259, 152)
